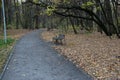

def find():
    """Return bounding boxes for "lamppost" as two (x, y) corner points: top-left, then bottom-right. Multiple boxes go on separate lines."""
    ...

(2, 0), (7, 43)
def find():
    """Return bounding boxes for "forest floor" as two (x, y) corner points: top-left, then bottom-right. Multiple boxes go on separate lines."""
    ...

(0, 29), (31, 73)
(42, 29), (120, 80)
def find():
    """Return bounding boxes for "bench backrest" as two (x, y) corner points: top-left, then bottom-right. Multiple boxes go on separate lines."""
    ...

(58, 34), (65, 39)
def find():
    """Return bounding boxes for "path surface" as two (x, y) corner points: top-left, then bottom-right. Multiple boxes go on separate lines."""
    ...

(2, 30), (93, 80)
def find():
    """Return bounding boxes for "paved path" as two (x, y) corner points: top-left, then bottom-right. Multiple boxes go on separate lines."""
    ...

(1, 30), (93, 80)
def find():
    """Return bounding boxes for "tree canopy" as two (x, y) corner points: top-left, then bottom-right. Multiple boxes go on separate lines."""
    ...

(0, 0), (120, 38)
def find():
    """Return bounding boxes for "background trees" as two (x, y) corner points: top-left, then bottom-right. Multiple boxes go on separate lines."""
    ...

(0, 0), (120, 38)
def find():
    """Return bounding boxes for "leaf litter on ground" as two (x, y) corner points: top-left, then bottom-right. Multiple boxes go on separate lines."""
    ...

(42, 29), (120, 80)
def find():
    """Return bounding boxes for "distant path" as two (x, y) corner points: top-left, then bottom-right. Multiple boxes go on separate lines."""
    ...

(2, 30), (93, 80)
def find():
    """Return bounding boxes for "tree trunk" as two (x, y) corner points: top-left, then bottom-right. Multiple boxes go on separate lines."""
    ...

(35, 5), (39, 29)
(69, 18), (78, 34)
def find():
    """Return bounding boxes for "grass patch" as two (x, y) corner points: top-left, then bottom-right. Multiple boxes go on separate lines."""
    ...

(0, 38), (15, 73)
(0, 38), (15, 48)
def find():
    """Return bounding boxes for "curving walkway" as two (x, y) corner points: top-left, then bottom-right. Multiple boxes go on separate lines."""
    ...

(1, 30), (93, 80)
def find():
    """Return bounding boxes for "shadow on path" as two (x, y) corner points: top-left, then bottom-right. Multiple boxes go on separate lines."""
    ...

(1, 30), (93, 80)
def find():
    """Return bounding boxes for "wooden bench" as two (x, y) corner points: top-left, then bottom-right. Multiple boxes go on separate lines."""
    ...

(52, 34), (65, 45)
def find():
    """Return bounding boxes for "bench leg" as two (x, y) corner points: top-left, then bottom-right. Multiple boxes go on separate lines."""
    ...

(53, 39), (64, 45)
(58, 40), (62, 45)
(55, 39), (59, 44)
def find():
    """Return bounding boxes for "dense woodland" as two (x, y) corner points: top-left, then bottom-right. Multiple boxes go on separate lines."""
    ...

(0, 0), (120, 38)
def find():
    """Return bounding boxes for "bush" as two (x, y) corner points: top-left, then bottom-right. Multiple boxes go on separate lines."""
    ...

(7, 24), (16, 29)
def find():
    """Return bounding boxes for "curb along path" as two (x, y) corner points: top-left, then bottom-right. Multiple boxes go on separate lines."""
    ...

(1, 30), (93, 80)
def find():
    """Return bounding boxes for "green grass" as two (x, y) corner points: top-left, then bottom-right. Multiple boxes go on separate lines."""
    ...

(0, 38), (15, 48)
(0, 38), (15, 73)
